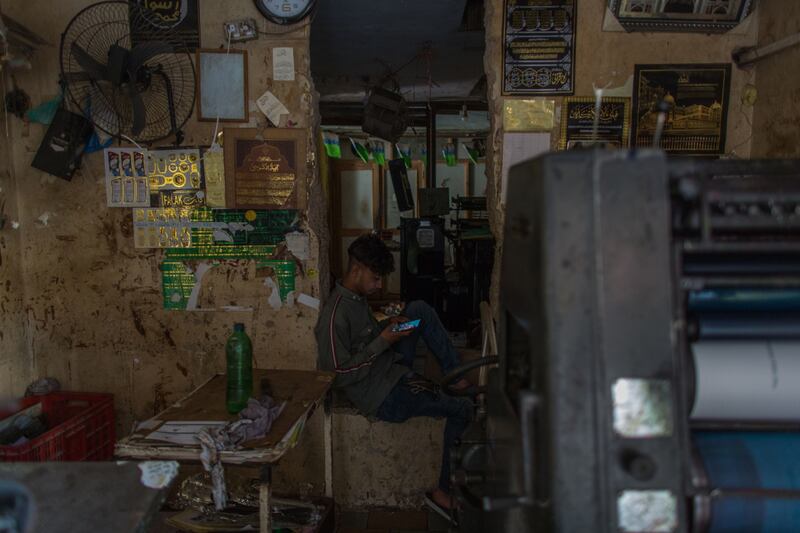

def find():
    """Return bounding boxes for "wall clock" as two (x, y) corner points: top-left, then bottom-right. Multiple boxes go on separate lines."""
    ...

(253, 0), (317, 25)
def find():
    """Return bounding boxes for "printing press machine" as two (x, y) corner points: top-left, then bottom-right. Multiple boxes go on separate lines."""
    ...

(447, 149), (800, 532)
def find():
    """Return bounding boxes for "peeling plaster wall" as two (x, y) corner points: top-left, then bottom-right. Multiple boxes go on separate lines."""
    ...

(483, 1), (759, 312)
(0, 0), (326, 495)
(751, 0), (800, 157)
(0, 106), (31, 395)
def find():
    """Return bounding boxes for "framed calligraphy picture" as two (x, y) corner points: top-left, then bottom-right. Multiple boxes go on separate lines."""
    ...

(223, 128), (307, 210)
(607, 0), (755, 33)
(131, 0), (201, 49)
(502, 0), (576, 96)
(632, 64), (731, 156)
(559, 97), (631, 150)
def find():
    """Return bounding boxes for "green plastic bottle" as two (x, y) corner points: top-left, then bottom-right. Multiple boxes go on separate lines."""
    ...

(226, 323), (253, 414)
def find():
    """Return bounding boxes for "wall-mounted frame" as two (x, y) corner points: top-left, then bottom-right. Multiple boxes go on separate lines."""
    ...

(607, 0), (755, 33)
(631, 63), (731, 156)
(559, 97), (631, 150)
(502, 0), (576, 96)
(131, 0), (201, 49)
(196, 48), (248, 122)
(223, 128), (307, 210)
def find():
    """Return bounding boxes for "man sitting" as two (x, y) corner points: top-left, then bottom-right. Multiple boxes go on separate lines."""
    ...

(315, 233), (472, 518)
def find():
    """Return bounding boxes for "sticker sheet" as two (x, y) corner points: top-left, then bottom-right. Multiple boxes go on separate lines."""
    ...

(148, 148), (203, 191)
(104, 147), (150, 207)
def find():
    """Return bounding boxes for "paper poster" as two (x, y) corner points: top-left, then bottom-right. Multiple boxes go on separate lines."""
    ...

(285, 231), (309, 260)
(133, 207), (296, 249)
(148, 148), (203, 191)
(503, 99), (555, 132)
(104, 147), (150, 207)
(203, 148), (226, 208)
(161, 245), (296, 310)
(272, 47), (295, 81)
(256, 90), (290, 126)
(133, 207), (204, 248)
(500, 132), (550, 204)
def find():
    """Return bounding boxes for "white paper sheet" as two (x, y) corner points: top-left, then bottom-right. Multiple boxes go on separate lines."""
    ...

(145, 421), (227, 445)
(256, 90), (289, 126)
(272, 47), (295, 81)
(500, 132), (550, 204)
(297, 293), (320, 310)
(285, 231), (309, 260)
(691, 341), (800, 421)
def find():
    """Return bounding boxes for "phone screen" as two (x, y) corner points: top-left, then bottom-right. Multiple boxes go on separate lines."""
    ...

(393, 319), (421, 332)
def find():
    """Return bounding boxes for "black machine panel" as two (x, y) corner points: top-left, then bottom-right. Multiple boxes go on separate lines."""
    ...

(491, 150), (685, 532)
(454, 151), (800, 532)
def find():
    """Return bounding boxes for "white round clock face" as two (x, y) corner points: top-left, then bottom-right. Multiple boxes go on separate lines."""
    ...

(259, 0), (312, 19)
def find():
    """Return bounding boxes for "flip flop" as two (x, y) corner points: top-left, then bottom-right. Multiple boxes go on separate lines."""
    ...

(424, 491), (458, 526)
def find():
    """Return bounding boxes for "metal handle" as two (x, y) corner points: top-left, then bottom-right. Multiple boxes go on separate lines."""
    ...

(482, 389), (543, 511)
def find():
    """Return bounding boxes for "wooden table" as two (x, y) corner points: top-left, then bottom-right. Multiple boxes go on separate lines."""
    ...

(115, 369), (334, 532)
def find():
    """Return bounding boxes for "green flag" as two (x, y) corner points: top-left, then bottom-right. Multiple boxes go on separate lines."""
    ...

(395, 143), (412, 169)
(370, 141), (386, 165)
(442, 141), (457, 167)
(349, 138), (370, 163)
(322, 131), (341, 158)
(463, 143), (480, 164)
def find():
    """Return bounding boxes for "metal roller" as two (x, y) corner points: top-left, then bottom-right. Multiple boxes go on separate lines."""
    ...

(691, 341), (800, 422)
(692, 431), (800, 533)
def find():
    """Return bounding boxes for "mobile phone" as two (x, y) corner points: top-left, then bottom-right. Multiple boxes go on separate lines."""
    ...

(392, 319), (421, 332)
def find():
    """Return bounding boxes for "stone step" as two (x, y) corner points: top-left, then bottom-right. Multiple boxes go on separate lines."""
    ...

(331, 408), (444, 509)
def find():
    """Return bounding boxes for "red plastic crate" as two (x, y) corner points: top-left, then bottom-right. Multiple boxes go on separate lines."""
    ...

(0, 392), (115, 462)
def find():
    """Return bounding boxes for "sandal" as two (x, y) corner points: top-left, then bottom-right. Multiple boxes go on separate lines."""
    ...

(424, 491), (458, 526)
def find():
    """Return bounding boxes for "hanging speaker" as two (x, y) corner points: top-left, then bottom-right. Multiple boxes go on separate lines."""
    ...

(388, 158), (415, 212)
(363, 87), (407, 143)
(30, 107), (93, 181)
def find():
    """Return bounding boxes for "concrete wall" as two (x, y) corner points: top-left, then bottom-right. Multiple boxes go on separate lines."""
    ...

(483, 0), (760, 312)
(751, 0), (800, 157)
(0, 0), (326, 494)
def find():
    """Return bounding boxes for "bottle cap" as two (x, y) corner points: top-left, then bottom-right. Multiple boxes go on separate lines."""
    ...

(234, 323), (245, 332)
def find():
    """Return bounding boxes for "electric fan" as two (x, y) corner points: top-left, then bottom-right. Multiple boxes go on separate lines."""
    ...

(59, 1), (195, 144)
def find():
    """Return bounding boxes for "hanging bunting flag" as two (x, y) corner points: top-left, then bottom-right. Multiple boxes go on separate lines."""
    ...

(462, 143), (480, 165)
(322, 131), (342, 158)
(395, 143), (412, 169)
(349, 137), (370, 163)
(370, 141), (386, 165)
(84, 128), (113, 154)
(442, 140), (457, 167)
(26, 93), (63, 125)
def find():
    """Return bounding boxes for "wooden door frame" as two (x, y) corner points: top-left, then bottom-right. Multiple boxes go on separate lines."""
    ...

(330, 159), (381, 281)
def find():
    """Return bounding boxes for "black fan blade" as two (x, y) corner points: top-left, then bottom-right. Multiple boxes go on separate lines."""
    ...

(70, 42), (107, 81)
(129, 86), (147, 137)
(129, 41), (174, 71)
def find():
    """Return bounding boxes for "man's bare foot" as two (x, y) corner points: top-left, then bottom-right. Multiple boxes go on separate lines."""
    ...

(451, 378), (471, 391)
(430, 487), (456, 510)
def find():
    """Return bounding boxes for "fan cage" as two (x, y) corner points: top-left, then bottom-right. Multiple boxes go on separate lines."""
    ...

(59, 0), (196, 143)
